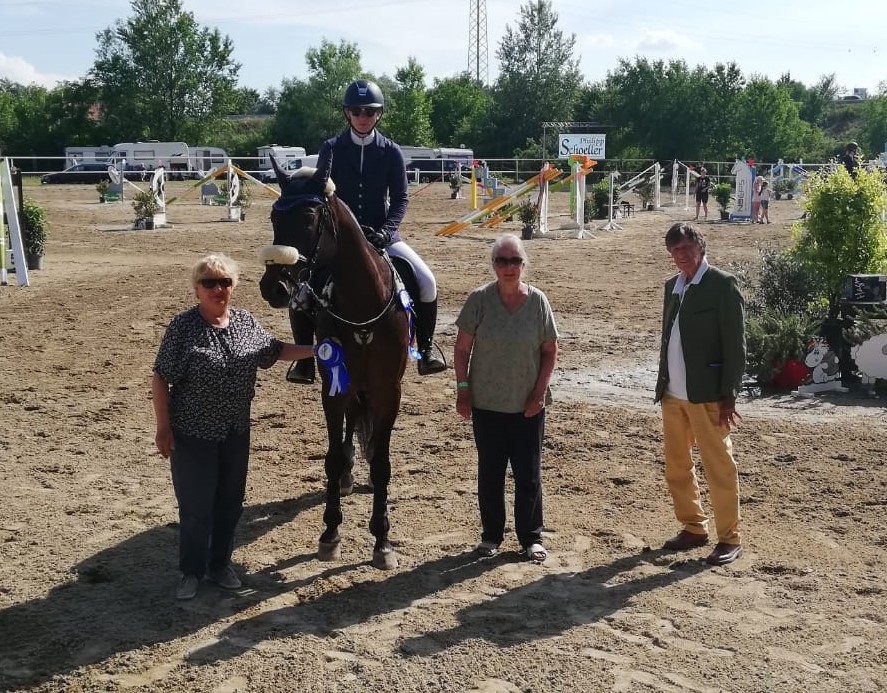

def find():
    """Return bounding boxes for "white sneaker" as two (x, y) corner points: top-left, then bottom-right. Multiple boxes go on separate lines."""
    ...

(207, 565), (242, 590)
(176, 574), (199, 600)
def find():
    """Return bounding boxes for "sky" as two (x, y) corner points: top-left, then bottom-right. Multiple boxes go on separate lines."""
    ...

(0, 0), (884, 98)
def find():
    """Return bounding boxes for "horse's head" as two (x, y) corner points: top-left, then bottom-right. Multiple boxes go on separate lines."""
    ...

(259, 155), (336, 309)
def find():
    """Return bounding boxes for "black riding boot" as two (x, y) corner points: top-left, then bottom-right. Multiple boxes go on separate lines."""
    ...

(415, 299), (447, 375)
(286, 311), (316, 384)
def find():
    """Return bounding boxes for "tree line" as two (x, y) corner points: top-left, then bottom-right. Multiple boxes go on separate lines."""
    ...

(1, 0), (885, 169)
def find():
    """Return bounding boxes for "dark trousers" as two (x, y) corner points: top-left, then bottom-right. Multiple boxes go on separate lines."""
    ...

(471, 408), (545, 548)
(170, 429), (250, 577)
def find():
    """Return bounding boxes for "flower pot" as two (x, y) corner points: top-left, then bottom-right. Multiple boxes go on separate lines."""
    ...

(719, 210), (730, 220)
(240, 211), (246, 221)
(521, 225), (534, 240)
(99, 195), (106, 203)
(144, 218), (155, 230)
(771, 358), (808, 389)
(26, 252), (44, 270)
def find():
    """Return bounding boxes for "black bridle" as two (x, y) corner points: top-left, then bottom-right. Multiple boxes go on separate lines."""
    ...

(275, 196), (401, 332)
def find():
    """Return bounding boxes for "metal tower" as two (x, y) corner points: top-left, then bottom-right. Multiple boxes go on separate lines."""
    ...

(468, 0), (488, 85)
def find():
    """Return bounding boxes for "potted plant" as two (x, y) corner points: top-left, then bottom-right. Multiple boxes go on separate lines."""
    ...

(713, 182), (732, 220)
(772, 178), (790, 201)
(96, 178), (110, 203)
(448, 172), (463, 199)
(635, 180), (655, 211)
(234, 184), (252, 221)
(517, 199), (538, 240)
(21, 198), (48, 270)
(745, 309), (818, 387)
(132, 189), (160, 229)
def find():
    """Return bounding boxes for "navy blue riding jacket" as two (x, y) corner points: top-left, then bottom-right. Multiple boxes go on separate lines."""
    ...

(317, 128), (408, 244)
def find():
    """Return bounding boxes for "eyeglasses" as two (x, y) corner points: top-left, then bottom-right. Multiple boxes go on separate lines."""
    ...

(198, 277), (233, 289)
(493, 256), (524, 267)
(348, 106), (380, 118)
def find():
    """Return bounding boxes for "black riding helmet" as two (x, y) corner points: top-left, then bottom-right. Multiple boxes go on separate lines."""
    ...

(343, 79), (385, 111)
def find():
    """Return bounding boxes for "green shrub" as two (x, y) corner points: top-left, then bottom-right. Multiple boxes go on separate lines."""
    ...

(21, 198), (48, 256)
(791, 166), (887, 318)
(745, 309), (819, 383)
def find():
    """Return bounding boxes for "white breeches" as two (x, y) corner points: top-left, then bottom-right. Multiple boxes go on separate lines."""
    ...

(388, 241), (437, 302)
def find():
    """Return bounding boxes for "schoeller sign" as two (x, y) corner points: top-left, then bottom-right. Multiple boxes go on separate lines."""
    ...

(559, 134), (606, 158)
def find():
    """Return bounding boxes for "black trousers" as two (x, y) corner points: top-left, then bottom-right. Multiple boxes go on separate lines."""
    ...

(471, 408), (545, 548)
(170, 429), (250, 577)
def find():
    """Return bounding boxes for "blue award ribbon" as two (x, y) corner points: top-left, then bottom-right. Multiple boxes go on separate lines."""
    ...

(398, 289), (421, 360)
(315, 339), (350, 396)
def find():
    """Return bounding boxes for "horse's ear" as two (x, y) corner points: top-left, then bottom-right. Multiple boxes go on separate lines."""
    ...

(313, 149), (333, 188)
(270, 155), (288, 182)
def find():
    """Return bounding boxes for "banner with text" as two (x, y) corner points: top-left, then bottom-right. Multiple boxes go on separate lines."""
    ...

(559, 134), (606, 159)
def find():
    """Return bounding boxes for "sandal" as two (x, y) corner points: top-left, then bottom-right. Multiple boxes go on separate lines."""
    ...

(525, 543), (547, 563)
(475, 540), (500, 557)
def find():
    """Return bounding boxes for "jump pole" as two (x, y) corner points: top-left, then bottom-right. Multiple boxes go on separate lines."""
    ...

(598, 170), (622, 231)
(0, 158), (28, 286)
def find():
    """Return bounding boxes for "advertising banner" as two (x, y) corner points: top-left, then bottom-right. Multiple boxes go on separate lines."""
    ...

(558, 134), (606, 159)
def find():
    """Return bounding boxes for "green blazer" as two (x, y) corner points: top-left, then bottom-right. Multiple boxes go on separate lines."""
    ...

(655, 264), (746, 404)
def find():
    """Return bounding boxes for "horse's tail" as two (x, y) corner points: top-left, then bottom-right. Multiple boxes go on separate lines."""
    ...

(353, 393), (374, 462)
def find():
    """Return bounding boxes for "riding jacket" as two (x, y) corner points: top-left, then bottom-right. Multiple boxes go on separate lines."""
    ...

(317, 128), (409, 245)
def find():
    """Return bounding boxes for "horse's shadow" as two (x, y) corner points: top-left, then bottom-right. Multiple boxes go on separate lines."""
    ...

(186, 549), (706, 665)
(0, 492), (324, 691)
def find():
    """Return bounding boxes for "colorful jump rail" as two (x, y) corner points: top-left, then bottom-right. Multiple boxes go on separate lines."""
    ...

(481, 159), (598, 228)
(435, 166), (565, 237)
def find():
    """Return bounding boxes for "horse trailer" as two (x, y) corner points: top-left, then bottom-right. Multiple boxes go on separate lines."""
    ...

(257, 145), (308, 170)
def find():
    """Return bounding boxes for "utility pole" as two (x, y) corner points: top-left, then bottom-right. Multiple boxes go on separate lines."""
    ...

(468, 0), (488, 85)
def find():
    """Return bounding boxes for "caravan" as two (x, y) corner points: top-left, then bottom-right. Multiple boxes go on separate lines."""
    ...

(257, 145), (308, 170)
(189, 146), (228, 174)
(107, 141), (228, 179)
(64, 145), (113, 168)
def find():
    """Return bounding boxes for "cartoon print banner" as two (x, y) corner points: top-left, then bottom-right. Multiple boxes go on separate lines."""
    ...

(558, 134), (606, 159)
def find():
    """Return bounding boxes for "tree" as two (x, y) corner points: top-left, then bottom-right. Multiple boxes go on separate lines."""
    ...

(428, 74), (492, 149)
(90, 0), (240, 143)
(791, 167), (887, 318)
(491, 0), (583, 157)
(383, 58), (433, 146)
(272, 39), (362, 152)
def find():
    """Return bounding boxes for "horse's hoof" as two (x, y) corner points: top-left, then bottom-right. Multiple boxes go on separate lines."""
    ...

(318, 540), (341, 561)
(372, 547), (398, 570)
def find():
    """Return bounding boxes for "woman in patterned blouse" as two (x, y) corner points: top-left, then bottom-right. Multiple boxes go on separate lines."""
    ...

(152, 253), (315, 600)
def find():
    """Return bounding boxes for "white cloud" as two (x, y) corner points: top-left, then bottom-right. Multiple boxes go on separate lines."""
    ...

(580, 33), (616, 49)
(0, 53), (73, 88)
(631, 29), (701, 53)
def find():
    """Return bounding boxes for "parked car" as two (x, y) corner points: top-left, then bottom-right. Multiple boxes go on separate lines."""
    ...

(40, 163), (142, 184)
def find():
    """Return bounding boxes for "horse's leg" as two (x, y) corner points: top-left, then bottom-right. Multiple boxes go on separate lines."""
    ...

(368, 391), (401, 570)
(318, 396), (347, 561)
(339, 410), (356, 496)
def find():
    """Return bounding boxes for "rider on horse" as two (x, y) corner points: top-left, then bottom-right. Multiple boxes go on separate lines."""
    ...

(287, 79), (447, 383)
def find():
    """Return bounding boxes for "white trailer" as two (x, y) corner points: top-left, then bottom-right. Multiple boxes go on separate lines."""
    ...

(189, 146), (228, 174)
(64, 145), (113, 168)
(257, 145), (308, 170)
(399, 146), (434, 165)
(109, 141), (191, 173)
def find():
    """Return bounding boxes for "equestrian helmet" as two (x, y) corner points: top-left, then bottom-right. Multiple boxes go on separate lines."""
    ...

(343, 80), (384, 110)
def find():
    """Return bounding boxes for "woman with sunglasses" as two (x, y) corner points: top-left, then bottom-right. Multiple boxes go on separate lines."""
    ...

(453, 234), (559, 563)
(287, 79), (446, 384)
(151, 253), (315, 600)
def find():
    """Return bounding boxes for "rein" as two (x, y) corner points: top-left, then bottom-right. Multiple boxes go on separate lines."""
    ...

(285, 198), (400, 331)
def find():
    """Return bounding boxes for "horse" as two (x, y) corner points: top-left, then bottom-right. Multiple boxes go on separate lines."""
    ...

(258, 155), (409, 570)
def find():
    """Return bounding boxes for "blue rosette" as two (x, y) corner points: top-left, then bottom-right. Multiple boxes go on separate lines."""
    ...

(398, 289), (421, 360)
(315, 339), (350, 396)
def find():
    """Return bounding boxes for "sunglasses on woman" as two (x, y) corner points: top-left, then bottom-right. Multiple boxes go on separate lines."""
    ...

(198, 277), (233, 289)
(493, 256), (524, 267)
(348, 106), (380, 118)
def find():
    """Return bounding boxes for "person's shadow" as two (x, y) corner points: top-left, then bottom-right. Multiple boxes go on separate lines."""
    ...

(399, 551), (709, 655)
(185, 549), (707, 666)
(0, 492), (324, 691)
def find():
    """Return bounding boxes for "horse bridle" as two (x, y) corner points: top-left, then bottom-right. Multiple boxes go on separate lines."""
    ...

(280, 198), (400, 334)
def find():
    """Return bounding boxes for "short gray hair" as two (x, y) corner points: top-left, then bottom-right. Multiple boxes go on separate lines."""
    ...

(490, 234), (529, 266)
(191, 253), (240, 287)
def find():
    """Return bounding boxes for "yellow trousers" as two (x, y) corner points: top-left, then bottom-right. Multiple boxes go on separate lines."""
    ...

(661, 394), (741, 544)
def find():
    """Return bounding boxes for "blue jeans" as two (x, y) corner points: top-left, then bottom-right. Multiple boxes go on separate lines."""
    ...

(471, 408), (545, 548)
(170, 429), (250, 577)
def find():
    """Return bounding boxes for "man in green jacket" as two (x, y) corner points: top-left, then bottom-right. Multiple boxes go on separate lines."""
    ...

(655, 222), (746, 566)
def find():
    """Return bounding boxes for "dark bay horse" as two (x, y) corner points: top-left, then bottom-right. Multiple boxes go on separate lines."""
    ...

(259, 156), (408, 570)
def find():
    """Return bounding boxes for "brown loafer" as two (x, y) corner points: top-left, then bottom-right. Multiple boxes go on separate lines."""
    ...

(663, 530), (709, 551)
(706, 543), (743, 566)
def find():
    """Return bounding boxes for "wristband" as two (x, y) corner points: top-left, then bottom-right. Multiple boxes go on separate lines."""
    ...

(456, 381), (470, 389)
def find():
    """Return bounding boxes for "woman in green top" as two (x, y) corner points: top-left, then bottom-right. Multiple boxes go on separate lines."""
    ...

(453, 234), (559, 562)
